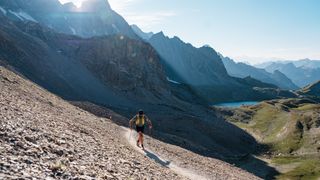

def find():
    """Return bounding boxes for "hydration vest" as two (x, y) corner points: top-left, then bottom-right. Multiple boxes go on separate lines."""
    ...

(136, 115), (145, 127)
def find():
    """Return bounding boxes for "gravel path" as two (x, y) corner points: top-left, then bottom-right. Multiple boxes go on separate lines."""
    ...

(124, 128), (207, 180)
(124, 128), (260, 180)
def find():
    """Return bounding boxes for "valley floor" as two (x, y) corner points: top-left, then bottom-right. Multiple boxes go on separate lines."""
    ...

(0, 66), (259, 179)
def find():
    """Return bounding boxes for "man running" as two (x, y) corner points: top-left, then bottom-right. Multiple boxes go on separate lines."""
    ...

(129, 109), (152, 150)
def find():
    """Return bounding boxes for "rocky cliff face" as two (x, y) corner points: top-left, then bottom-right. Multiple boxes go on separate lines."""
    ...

(60, 35), (172, 103)
(0, 16), (131, 108)
(147, 32), (290, 102)
(0, 0), (138, 38)
(149, 32), (230, 87)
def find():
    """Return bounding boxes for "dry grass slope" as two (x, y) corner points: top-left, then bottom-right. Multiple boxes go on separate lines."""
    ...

(219, 99), (320, 179)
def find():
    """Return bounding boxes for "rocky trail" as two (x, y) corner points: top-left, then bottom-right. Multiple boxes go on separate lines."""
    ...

(123, 128), (260, 180)
(0, 66), (260, 179)
(124, 128), (208, 180)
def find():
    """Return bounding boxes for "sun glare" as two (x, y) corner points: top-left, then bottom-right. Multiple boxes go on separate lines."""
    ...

(108, 0), (125, 12)
(59, 0), (83, 8)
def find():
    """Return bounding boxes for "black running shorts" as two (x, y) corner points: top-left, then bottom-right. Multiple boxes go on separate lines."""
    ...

(136, 126), (144, 133)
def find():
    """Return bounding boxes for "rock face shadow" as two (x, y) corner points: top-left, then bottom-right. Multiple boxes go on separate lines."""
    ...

(143, 149), (171, 167)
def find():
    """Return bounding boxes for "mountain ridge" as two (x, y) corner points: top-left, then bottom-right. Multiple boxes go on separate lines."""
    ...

(221, 56), (299, 90)
(258, 61), (320, 87)
(0, 0), (138, 38)
(146, 30), (296, 102)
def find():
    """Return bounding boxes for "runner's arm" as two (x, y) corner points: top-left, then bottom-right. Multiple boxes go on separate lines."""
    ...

(129, 115), (136, 129)
(146, 116), (153, 129)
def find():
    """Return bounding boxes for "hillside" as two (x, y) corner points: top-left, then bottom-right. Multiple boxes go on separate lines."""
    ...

(298, 80), (320, 98)
(0, 66), (260, 179)
(0, 66), (180, 179)
(217, 98), (320, 179)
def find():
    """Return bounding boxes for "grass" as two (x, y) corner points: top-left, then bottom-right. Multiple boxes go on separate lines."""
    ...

(248, 104), (293, 144)
(271, 156), (302, 165)
(271, 119), (304, 154)
(294, 104), (320, 111)
(275, 157), (320, 180)
(232, 103), (308, 154)
(221, 99), (320, 179)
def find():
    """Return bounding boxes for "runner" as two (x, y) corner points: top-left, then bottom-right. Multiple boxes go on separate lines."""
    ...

(129, 109), (152, 150)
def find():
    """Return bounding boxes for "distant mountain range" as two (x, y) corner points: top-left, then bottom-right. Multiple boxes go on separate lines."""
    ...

(257, 59), (320, 69)
(221, 56), (299, 90)
(255, 60), (320, 87)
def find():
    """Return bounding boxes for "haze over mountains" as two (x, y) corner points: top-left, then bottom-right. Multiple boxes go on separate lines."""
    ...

(256, 59), (320, 87)
(221, 56), (299, 90)
(0, 0), (319, 179)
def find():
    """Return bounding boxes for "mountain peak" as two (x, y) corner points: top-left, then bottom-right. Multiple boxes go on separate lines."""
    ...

(299, 58), (311, 61)
(62, 2), (77, 11)
(80, 0), (111, 12)
(131, 24), (154, 40)
(155, 31), (165, 36)
(202, 44), (212, 48)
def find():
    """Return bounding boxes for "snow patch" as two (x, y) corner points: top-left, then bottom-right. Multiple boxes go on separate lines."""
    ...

(112, 24), (120, 33)
(69, 27), (76, 35)
(7, 10), (37, 22)
(9, 10), (24, 21)
(166, 77), (181, 84)
(18, 11), (37, 22)
(0, 7), (7, 15)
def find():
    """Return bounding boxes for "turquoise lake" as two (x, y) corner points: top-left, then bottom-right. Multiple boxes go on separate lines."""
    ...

(213, 101), (259, 108)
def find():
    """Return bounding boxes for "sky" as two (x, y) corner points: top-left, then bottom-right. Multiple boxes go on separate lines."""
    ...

(59, 0), (320, 64)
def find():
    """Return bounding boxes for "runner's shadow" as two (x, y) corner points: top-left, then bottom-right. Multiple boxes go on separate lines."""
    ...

(143, 149), (171, 167)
